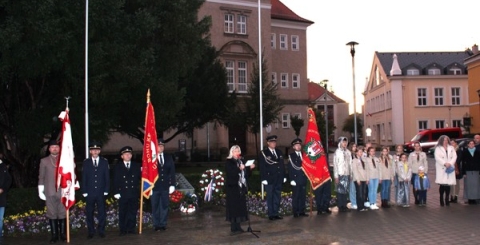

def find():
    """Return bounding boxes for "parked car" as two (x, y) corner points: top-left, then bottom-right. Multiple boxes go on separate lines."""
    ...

(404, 127), (463, 153)
(427, 138), (471, 156)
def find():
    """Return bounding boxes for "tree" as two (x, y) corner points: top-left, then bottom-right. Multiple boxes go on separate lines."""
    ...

(342, 113), (363, 142)
(290, 115), (304, 137)
(244, 56), (284, 155)
(312, 108), (336, 148)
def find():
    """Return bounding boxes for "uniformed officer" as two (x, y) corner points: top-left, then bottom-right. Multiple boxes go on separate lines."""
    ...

(81, 142), (110, 239)
(113, 146), (141, 236)
(259, 135), (286, 220)
(151, 138), (176, 231)
(38, 140), (67, 243)
(288, 138), (308, 217)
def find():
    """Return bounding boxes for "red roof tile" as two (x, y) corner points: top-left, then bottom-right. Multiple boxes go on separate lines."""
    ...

(271, 0), (314, 24)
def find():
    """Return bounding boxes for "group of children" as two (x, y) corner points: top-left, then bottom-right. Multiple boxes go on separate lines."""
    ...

(333, 138), (430, 212)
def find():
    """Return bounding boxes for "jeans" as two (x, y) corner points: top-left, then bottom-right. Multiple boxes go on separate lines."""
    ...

(368, 178), (379, 205)
(0, 206), (4, 237)
(349, 180), (357, 206)
(380, 179), (391, 201)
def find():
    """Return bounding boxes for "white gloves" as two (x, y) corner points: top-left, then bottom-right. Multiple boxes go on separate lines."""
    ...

(262, 180), (268, 185)
(114, 194), (121, 199)
(38, 185), (46, 200)
(283, 178), (287, 183)
(290, 180), (296, 186)
(169, 186), (175, 194)
(104, 192), (108, 196)
(83, 193), (88, 197)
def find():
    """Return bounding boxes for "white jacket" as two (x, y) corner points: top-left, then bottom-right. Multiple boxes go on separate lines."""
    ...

(434, 145), (457, 185)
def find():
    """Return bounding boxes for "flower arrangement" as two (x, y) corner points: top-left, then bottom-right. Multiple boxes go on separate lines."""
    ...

(199, 169), (224, 202)
(169, 190), (184, 210)
(179, 193), (198, 213)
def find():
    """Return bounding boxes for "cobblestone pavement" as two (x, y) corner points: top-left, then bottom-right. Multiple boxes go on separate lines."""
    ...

(5, 156), (480, 245)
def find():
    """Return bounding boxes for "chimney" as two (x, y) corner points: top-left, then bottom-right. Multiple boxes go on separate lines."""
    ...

(390, 54), (402, 76)
(473, 44), (479, 54)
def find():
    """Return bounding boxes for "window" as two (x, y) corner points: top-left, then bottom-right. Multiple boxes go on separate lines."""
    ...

(280, 73), (288, 88)
(407, 69), (419, 75)
(388, 122), (392, 140)
(271, 33), (276, 49)
(292, 74), (300, 88)
(428, 68), (441, 75)
(435, 120), (445, 129)
(237, 15), (246, 34)
(452, 120), (462, 127)
(237, 61), (247, 92)
(271, 72), (277, 85)
(279, 34), (288, 50)
(226, 61), (234, 91)
(417, 88), (427, 106)
(224, 14), (234, 33)
(386, 91), (392, 109)
(434, 88), (444, 105)
(451, 87), (460, 105)
(418, 121), (428, 131)
(282, 113), (290, 128)
(449, 68), (462, 75)
(291, 35), (299, 50)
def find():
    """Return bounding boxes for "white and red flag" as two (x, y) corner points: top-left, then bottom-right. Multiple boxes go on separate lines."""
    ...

(302, 108), (331, 190)
(57, 109), (77, 210)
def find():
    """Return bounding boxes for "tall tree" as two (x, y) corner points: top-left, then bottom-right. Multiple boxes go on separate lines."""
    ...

(290, 115), (304, 137)
(244, 57), (284, 155)
(313, 107), (337, 148)
(342, 113), (363, 142)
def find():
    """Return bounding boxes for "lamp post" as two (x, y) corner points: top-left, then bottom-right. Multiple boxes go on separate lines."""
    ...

(320, 79), (329, 163)
(346, 41), (358, 145)
(366, 128), (372, 143)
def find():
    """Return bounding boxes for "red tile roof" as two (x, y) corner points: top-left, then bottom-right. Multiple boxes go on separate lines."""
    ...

(308, 82), (346, 103)
(271, 0), (314, 24)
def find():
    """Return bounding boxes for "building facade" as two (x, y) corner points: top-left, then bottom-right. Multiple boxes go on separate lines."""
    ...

(464, 44), (480, 133)
(363, 51), (471, 146)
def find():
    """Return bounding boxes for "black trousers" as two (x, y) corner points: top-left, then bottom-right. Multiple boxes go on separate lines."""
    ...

(292, 184), (307, 214)
(355, 181), (367, 209)
(118, 196), (139, 232)
(314, 180), (331, 212)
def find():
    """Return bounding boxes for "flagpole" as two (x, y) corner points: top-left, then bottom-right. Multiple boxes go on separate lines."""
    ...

(258, 0), (266, 200)
(84, 0), (90, 159)
(66, 210), (70, 243)
(138, 89), (150, 235)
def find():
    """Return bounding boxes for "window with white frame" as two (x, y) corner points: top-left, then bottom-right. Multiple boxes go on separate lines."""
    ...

(225, 61), (234, 91)
(428, 68), (441, 75)
(237, 61), (247, 92)
(282, 113), (290, 128)
(417, 88), (427, 106)
(291, 35), (299, 50)
(292, 73), (300, 88)
(451, 87), (460, 105)
(279, 34), (288, 50)
(434, 88), (444, 105)
(452, 120), (461, 127)
(280, 73), (288, 88)
(271, 72), (277, 85)
(435, 120), (445, 128)
(224, 14), (234, 33)
(407, 69), (420, 75)
(449, 67), (462, 75)
(237, 15), (246, 34)
(271, 33), (276, 49)
(418, 120), (428, 131)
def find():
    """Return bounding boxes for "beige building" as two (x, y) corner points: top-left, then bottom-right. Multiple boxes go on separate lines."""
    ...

(363, 51), (471, 146)
(464, 44), (480, 133)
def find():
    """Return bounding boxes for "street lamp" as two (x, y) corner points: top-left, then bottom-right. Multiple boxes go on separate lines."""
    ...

(366, 128), (372, 143)
(320, 79), (329, 163)
(346, 41), (359, 145)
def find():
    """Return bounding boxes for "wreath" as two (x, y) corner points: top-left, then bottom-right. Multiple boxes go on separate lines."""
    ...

(199, 169), (224, 202)
(169, 190), (184, 210)
(180, 193), (198, 214)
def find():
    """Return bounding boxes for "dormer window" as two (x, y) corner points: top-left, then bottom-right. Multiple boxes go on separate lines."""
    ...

(449, 68), (462, 75)
(407, 69), (419, 75)
(427, 68), (441, 75)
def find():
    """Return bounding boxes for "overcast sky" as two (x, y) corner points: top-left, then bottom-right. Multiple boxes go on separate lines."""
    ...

(280, 0), (480, 113)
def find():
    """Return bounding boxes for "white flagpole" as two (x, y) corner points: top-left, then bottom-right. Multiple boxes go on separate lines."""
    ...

(258, 0), (265, 199)
(84, 0), (90, 158)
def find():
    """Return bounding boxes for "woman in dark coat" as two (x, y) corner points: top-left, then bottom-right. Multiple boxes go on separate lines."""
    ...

(225, 145), (255, 234)
(461, 140), (480, 204)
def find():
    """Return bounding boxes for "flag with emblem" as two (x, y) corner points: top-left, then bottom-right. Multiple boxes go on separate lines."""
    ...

(142, 89), (159, 198)
(302, 108), (331, 190)
(57, 109), (77, 210)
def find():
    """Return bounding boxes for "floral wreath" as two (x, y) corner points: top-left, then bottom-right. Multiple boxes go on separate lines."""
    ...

(199, 169), (224, 202)
(169, 190), (184, 210)
(180, 193), (198, 213)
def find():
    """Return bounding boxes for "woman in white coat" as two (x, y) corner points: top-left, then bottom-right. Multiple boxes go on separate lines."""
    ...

(434, 135), (457, 206)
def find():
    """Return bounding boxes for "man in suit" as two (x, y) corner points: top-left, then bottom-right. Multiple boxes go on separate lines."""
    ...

(259, 135), (286, 220)
(38, 140), (67, 243)
(151, 138), (176, 231)
(113, 146), (141, 236)
(288, 138), (308, 217)
(81, 142), (110, 239)
(0, 153), (12, 244)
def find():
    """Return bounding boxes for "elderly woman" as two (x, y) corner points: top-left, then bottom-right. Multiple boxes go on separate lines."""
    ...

(434, 135), (457, 206)
(225, 145), (255, 235)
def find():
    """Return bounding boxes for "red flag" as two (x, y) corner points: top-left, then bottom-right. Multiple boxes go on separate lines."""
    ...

(142, 90), (159, 198)
(57, 110), (77, 210)
(302, 108), (331, 190)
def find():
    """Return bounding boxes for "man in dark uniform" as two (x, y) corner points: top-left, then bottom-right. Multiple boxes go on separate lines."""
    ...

(151, 138), (176, 231)
(0, 155), (12, 244)
(38, 140), (67, 243)
(288, 138), (308, 217)
(259, 135), (286, 220)
(81, 142), (110, 239)
(113, 146), (141, 236)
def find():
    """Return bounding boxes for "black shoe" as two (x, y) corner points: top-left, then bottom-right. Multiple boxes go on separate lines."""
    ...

(127, 230), (136, 234)
(99, 233), (105, 238)
(275, 215), (283, 220)
(87, 234), (94, 239)
(451, 196), (458, 203)
(414, 200), (419, 205)
(268, 216), (276, 220)
(293, 213), (299, 218)
(299, 213), (309, 217)
(119, 231), (127, 236)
